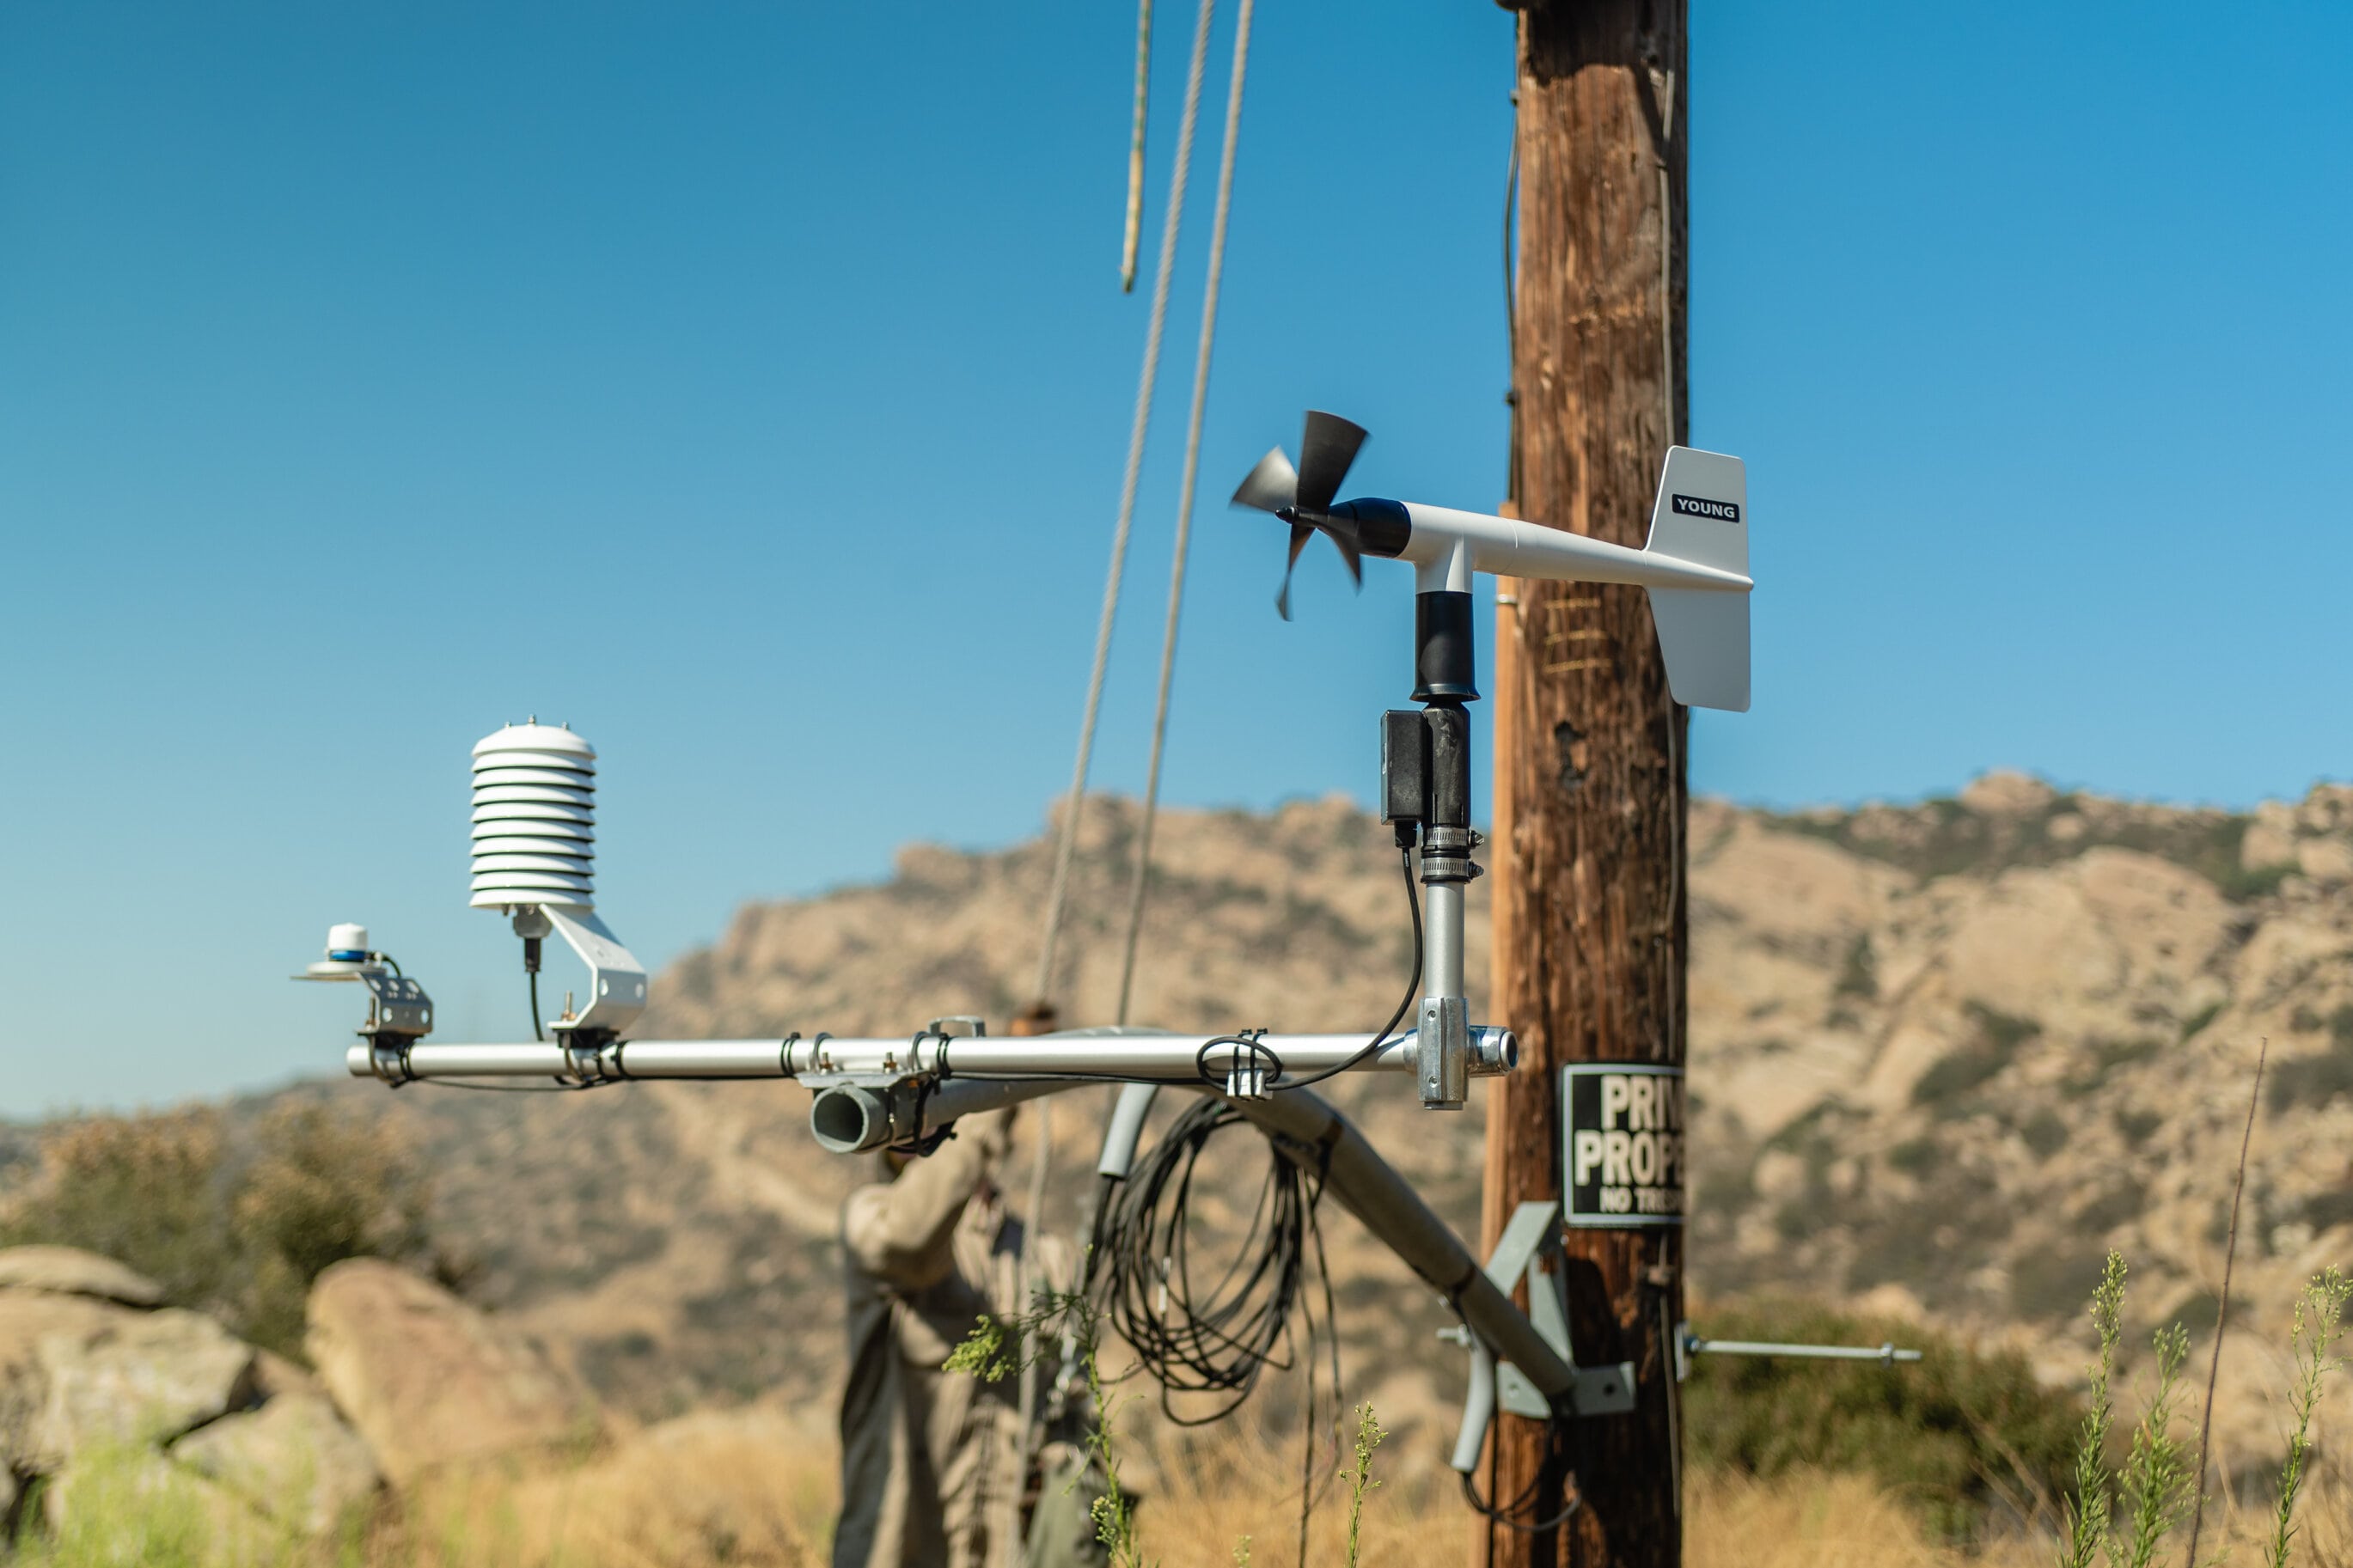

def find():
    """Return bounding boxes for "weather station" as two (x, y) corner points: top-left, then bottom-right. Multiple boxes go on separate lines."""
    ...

(292, 415), (1777, 1494)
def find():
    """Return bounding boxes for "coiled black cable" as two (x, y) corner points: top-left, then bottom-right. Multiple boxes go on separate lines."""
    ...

(1090, 1095), (1337, 1426)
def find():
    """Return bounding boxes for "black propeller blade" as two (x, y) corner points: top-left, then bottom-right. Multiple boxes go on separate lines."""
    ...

(1294, 411), (1367, 513)
(1231, 447), (1299, 514)
(1230, 411), (1370, 620)
(1275, 522), (1312, 621)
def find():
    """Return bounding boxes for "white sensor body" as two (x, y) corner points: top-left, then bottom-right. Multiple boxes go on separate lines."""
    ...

(470, 723), (597, 910)
(468, 721), (646, 1036)
(1394, 447), (1751, 712)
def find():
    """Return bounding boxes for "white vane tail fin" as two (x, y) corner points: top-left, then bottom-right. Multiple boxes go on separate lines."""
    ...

(1641, 446), (1751, 712)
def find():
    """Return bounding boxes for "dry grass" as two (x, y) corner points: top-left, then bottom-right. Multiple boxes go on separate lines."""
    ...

(417, 1426), (2352, 1568)
(381, 1408), (836, 1567)
(1686, 1468), (2043, 1568)
(21, 1412), (2353, 1566)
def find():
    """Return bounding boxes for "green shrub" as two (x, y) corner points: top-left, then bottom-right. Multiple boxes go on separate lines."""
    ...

(1912, 1046), (2007, 1108)
(1684, 1295), (2082, 1543)
(2178, 1000), (2227, 1042)
(0, 1102), (439, 1358)
(1771, 1199), (1817, 1242)
(1913, 1003), (2043, 1110)
(0, 1108), (235, 1309)
(2022, 1109), (2071, 1159)
(1965, 1001), (2044, 1052)
(2268, 1038), (2353, 1114)
(1887, 1137), (1941, 1176)
(1833, 933), (1879, 1001)
(1696, 1162), (1757, 1221)
(2299, 1189), (2353, 1235)
(2011, 1250), (2115, 1323)
(2216, 860), (2295, 901)
(1913, 1044), (2012, 1107)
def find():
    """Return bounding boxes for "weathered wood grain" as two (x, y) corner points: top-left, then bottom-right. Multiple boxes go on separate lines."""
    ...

(1482, 0), (1688, 1562)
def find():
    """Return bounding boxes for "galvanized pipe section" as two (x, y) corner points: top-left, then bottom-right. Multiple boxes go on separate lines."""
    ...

(1423, 883), (1467, 1003)
(349, 1029), (1516, 1084)
(808, 1077), (1073, 1154)
(355, 1042), (571, 1077)
(1097, 1082), (1163, 1180)
(1451, 1344), (1498, 1473)
(345, 1040), (791, 1081)
(610, 1040), (796, 1076)
(932, 1029), (1513, 1083)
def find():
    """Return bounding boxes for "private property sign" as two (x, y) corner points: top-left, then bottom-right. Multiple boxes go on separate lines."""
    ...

(1562, 1064), (1686, 1227)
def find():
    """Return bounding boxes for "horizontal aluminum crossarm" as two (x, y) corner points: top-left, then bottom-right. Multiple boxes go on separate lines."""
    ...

(346, 1026), (1517, 1084)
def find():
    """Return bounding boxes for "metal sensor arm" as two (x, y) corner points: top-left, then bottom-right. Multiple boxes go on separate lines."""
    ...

(346, 1027), (1516, 1087)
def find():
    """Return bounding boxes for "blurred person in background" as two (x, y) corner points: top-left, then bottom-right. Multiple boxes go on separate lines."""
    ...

(833, 1103), (1103, 1568)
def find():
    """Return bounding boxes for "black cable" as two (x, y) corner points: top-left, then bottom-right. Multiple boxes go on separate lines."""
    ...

(373, 952), (404, 977)
(1503, 99), (1523, 514)
(1195, 1029), (1280, 1091)
(528, 970), (545, 1043)
(1460, 1417), (1580, 1534)
(408, 1078), (591, 1095)
(1090, 1096), (1330, 1426)
(1275, 846), (1421, 1091)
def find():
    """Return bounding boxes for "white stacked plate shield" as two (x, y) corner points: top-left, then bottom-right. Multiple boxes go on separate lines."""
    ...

(470, 723), (598, 911)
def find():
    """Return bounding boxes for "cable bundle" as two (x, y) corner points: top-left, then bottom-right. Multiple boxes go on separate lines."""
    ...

(1089, 1096), (1335, 1425)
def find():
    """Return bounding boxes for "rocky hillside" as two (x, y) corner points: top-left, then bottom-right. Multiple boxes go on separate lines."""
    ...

(16, 778), (2353, 1471)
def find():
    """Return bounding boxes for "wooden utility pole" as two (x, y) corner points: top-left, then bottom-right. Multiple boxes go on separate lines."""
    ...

(1480, 0), (1687, 1564)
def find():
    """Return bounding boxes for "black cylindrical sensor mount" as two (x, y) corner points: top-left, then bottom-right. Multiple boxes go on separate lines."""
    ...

(1414, 589), (1477, 702)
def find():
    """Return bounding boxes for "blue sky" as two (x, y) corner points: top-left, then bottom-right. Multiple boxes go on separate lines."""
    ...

(3, 1), (2348, 1115)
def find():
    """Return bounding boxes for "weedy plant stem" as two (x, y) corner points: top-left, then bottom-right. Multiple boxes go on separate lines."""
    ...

(948, 1284), (1151, 1568)
(2263, 1266), (2351, 1568)
(2061, 1251), (2127, 1568)
(1344, 1403), (1385, 1568)
(2185, 1036), (2266, 1568)
(2116, 1323), (2192, 1568)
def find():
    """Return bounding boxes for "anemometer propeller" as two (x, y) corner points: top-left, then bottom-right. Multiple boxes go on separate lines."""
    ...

(1233, 410), (1752, 712)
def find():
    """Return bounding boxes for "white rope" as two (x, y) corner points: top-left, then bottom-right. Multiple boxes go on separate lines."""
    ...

(1115, 0), (1256, 1025)
(1121, 0), (1153, 292)
(1029, 0), (1219, 1010)
(1017, 0), (1224, 1477)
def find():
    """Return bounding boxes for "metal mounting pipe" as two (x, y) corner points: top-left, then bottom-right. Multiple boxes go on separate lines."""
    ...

(347, 1028), (1518, 1085)
(807, 1077), (1072, 1155)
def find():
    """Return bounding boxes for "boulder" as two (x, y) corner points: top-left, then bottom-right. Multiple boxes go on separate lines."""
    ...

(0, 1290), (139, 1470)
(33, 1306), (258, 1463)
(307, 1259), (596, 1487)
(173, 1389), (381, 1534)
(0, 1247), (164, 1309)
